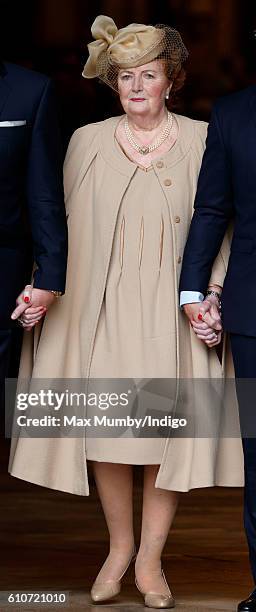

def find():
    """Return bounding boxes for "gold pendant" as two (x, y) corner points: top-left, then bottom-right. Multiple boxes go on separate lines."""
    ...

(139, 146), (150, 155)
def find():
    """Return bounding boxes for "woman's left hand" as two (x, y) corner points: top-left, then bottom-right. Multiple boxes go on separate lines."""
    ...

(190, 291), (222, 347)
(191, 319), (222, 347)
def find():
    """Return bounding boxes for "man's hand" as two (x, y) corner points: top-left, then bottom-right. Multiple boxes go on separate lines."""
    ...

(183, 296), (222, 347)
(183, 301), (210, 324)
(11, 285), (56, 331)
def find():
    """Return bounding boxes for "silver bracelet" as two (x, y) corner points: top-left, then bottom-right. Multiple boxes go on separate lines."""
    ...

(206, 290), (222, 313)
(206, 289), (221, 301)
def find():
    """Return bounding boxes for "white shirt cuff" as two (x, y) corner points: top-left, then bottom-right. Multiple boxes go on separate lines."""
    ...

(180, 291), (205, 307)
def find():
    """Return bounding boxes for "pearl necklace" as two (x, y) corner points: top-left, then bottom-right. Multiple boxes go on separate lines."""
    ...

(124, 112), (173, 155)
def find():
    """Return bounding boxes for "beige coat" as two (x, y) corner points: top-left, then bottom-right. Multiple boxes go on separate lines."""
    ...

(8, 113), (244, 495)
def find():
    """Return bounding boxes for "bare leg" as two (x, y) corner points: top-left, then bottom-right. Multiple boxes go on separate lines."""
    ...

(135, 464), (179, 594)
(91, 461), (135, 583)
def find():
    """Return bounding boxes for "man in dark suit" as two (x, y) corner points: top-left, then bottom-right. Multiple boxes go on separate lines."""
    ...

(179, 85), (256, 612)
(0, 61), (68, 413)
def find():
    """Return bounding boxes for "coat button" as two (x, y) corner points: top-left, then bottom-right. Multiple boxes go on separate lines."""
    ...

(164, 178), (172, 186)
(175, 216), (180, 223)
(177, 256), (182, 263)
(156, 161), (164, 169)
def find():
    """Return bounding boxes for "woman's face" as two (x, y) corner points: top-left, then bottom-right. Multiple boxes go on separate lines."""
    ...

(117, 59), (171, 119)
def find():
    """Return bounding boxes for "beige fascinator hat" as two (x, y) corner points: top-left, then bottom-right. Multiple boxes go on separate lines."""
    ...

(82, 15), (189, 91)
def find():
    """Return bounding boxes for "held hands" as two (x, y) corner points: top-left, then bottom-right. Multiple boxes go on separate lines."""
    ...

(11, 285), (56, 331)
(183, 293), (222, 348)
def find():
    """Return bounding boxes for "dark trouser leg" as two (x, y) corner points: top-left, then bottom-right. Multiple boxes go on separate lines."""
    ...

(0, 246), (30, 428)
(0, 330), (12, 433)
(230, 333), (256, 584)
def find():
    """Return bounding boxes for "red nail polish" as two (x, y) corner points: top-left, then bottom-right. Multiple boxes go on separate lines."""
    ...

(198, 313), (203, 321)
(23, 296), (30, 303)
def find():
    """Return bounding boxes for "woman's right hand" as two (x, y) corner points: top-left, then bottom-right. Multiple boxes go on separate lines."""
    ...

(18, 306), (47, 332)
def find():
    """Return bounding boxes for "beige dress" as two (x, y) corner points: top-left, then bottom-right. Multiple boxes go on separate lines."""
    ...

(86, 141), (178, 463)
(8, 116), (244, 495)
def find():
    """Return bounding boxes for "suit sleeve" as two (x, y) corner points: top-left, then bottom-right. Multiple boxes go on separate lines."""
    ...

(26, 78), (68, 292)
(179, 103), (234, 296)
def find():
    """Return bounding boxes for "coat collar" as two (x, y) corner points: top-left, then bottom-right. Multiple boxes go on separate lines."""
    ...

(99, 113), (196, 175)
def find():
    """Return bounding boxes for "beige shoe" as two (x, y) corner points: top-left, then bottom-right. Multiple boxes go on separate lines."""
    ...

(90, 547), (137, 603)
(135, 569), (175, 609)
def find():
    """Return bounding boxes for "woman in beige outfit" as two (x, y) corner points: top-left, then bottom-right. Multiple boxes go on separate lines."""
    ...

(8, 16), (244, 608)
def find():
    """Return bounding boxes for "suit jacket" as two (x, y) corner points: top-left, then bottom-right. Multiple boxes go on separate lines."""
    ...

(0, 61), (68, 327)
(179, 85), (256, 336)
